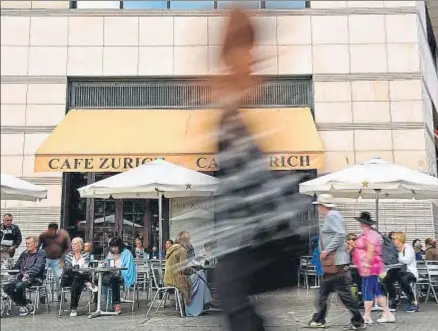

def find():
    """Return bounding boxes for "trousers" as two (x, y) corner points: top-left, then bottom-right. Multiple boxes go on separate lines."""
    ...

(383, 268), (416, 304)
(3, 278), (42, 306)
(60, 269), (92, 309)
(313, 273), (364, 327)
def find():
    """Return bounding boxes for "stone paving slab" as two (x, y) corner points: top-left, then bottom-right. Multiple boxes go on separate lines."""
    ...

(2, 289), (438, 331)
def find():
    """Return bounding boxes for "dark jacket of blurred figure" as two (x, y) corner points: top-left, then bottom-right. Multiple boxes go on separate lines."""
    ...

(213, 8), (309, 331)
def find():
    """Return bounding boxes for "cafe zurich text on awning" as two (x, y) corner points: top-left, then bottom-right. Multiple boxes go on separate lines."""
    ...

(34, 108), (324, 172)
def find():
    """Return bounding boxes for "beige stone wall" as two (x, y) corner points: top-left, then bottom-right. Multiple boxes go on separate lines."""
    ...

(1, 2), (436, 240)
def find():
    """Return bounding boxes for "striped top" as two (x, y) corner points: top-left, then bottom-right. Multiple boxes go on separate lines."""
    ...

(64, 251), (90, 269)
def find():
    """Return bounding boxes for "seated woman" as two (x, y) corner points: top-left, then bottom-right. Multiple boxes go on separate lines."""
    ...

(164, 231), (213, 317)
(383, 231), (419, 313)
(61, 237), (98, 317)
(104, 237), (137, 314)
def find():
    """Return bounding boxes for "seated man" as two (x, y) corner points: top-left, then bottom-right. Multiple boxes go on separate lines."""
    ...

(383, 231), (419, 313)
(3, 236), (46, 316)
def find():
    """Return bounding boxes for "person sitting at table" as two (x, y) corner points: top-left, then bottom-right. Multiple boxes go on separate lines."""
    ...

(425, 238), (438, 260)
(103, 237), (137, 314)
(61, 237), (98, 317)
(346, 233), (362, 304)
(3, 236), (46, 316)
(383, 231), (419, 313)
(134, 238), (146, 260)
(197, 241), (215, 266)
(412, 239), (424, 261)
(352, 212), (395, 324)
(163, 239), (174, 259)
(150, 246), (159, 259)
(164, 231), (213, 317)
(84, 241), (93, 254)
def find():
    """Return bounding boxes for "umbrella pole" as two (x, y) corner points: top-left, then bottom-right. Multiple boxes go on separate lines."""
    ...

(375, 189), (381, 229)
(158, 192), (163, 259)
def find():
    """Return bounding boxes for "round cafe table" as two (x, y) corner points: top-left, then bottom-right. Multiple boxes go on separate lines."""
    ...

(88, 266), (127, 319)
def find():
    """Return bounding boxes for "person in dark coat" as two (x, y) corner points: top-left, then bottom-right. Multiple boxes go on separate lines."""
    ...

(1, 213), (22, 260)
(3, 236), (46, 316)
(211, 8), (310, 331)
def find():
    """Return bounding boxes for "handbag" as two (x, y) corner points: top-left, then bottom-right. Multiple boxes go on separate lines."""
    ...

(320, 237), (338, 274)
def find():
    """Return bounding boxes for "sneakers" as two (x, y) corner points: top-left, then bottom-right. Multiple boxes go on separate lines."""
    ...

(114, 304), (122, 314)
(406, 304), (420, 313)
(307, 321), (326, 328)
(389, 303), (398, 312)
(371, 304), (383, 312)
(343, 324), (366, 330)
(18, 306), (29, 316)
(377, 314), (396, 323)
(69, 309), (78, 317)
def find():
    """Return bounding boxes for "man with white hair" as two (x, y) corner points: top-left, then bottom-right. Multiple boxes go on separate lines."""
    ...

(308, 194), (365, 330)
(3, 236), (46, 316)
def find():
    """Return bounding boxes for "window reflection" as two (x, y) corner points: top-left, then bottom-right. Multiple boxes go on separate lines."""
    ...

(170, 1), (214, 10)
(123, 0), (167, 9)
(264, 0), (307, 9)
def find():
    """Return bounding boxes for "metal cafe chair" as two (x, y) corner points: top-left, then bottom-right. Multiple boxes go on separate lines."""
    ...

(145, 261), (184, 318)
(425, 261), (438, 303)
(26, 280), (51, 315)
(416, 261), (430, 301)
(58, 286), (93, 316)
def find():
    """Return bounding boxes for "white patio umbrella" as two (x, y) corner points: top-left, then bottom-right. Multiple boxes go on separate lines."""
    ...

(1, 173), (47, 202)
(78, 160), (219, 256)
(299, 157), (438, 224)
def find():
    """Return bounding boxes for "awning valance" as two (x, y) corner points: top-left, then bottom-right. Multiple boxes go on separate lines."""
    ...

(34, 108), (324, 172)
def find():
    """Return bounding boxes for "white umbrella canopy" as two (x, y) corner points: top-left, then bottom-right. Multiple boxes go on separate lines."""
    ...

(170, 209), (213, 221)
(1, 173), (47, 202)
(77, 160), (219, 257)
(299, 158), (438, 200)
(78, 159), (219, 199)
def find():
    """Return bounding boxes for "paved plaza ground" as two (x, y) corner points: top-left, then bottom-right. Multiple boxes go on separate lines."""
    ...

(2, 289), (438, 331)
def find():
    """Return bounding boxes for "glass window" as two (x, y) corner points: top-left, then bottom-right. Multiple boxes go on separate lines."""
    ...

(123, 200), (146, 249)
(264, 0), (307, 8)
(217, 0), (260, 9)
(123, 0), (168, 9)
(170, 1), (214, 10)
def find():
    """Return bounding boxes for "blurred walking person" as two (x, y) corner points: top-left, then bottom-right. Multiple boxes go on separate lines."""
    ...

(39, 223), (71, 301)
(308, 195), (365, 330)
(211, 8), (309, 331)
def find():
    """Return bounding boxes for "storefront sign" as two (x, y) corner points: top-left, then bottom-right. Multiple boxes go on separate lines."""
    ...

(35, 153), (323, 173)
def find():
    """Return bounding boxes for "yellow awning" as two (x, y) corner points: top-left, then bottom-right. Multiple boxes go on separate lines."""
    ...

(34, 108), (324, 172)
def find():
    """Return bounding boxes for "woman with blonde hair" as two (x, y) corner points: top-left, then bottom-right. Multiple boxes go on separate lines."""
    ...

(383, 231), (419, 313)
(61, 237), (97, 317)
(164, 231), (212, 317)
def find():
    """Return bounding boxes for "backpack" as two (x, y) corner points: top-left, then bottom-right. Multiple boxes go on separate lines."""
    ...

(373, 229), (399, 265)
